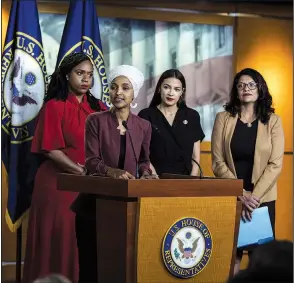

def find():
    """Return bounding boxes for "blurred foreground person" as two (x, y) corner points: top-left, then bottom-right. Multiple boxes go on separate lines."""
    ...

(228, 240), (293, 282)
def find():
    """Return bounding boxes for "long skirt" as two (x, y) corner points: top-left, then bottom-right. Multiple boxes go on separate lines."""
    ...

(22, 161), (79, 283)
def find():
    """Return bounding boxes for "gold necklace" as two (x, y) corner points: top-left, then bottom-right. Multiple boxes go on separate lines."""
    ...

(241, 114), (255, 128)
(158, 106), (177, 117)
(164, 112), (176, 116)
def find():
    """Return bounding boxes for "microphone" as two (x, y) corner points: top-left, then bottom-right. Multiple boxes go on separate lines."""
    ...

(152, 124), (204, 179)
(122, 120), (139, 179)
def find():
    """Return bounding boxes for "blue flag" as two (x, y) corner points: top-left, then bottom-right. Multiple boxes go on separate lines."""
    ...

(57, 0), (110, 107)
(1, 0), (48, 232)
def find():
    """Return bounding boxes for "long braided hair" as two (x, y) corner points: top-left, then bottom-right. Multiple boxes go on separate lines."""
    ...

(45, 52), (102, 111)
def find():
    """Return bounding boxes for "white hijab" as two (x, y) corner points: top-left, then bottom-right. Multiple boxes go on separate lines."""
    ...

(108, 65), (145, 98)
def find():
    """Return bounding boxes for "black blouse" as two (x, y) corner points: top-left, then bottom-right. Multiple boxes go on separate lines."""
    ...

(230, 119), (258, 191)
(138, 105), (205, 175)
(118, 134), (126, 169)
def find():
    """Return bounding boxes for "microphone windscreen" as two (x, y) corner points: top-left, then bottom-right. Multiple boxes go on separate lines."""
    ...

(122, 120), (128, 130)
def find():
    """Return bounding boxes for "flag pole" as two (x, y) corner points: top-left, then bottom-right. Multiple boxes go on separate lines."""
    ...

(16, 224), (22, 283)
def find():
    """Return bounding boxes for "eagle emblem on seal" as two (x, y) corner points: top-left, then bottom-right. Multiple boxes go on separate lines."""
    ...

(177, 237), (200, 259)
(10, 56), (38, 106)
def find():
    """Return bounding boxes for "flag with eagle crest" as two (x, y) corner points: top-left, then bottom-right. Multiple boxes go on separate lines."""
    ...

(56, 0), (110, 108)
(1, 0), (48, 232)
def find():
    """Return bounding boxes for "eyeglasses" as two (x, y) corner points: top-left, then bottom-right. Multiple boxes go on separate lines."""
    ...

(236, 82), (258, 90)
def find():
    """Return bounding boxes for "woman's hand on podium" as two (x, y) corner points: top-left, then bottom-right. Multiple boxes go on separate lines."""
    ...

(106, 167), (135, 179)
(140, 171), (159, 179)
(77, 163), (87, 175)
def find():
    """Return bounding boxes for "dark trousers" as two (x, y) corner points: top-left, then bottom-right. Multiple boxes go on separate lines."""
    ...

(237, 201), (276, 259)
(75, 214), (98, 283)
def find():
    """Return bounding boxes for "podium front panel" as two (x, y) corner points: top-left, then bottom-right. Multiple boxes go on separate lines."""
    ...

(137, 197), (237, 283)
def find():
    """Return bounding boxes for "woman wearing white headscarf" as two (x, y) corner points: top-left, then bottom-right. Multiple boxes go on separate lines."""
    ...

(71, 65), (155, 283)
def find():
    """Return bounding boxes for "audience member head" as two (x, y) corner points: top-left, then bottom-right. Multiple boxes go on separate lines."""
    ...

(228, 240), (293, 283)
(248, 240), (292, 278)
(149, 69), (186, 108)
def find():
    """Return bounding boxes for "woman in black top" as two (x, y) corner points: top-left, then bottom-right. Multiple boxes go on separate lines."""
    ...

(230, 119), (258, 193)
(211, 68), (284, 274)
(229, 71), (276, 265)
(138, 69), (205, 176)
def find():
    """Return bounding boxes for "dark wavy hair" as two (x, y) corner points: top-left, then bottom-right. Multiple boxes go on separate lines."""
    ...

(149, 69), (186, 108)
(224, 68), (274, 124)
(44, 52), (102, 111)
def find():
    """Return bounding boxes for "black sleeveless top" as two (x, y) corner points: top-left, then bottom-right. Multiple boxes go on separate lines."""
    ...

(118, 134), (126, 169)
(138, 106), (205, 175)
(230, 119), (258, 191)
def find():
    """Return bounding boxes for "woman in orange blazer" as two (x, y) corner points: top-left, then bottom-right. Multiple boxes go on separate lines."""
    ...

(211, 68), (284, 274)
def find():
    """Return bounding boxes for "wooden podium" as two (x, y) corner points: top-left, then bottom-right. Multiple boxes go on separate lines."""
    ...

(58, 174), (242, 283)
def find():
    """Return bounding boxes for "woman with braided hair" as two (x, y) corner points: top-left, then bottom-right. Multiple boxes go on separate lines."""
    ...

(22, 52), (107, 283)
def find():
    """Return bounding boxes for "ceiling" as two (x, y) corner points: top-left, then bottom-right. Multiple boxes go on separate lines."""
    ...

(149, 0), (292, 2)
(3, 0), (293, 19)
(91, 0), (293, 18)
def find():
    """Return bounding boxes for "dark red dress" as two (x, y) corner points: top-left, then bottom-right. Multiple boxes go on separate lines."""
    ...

(22, 94), (106, 283)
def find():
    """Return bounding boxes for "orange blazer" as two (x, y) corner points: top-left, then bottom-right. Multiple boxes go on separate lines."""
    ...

(211, 111), (284, 203)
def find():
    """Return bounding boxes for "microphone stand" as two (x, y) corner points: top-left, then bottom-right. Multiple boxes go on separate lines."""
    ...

(151, 125), (204, 179)
(122, 121), (139, 179)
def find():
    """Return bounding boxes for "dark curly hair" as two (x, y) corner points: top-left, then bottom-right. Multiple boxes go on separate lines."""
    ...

(224, 68), (275, 124)
(149, 69), (186, 108)
(44, 52), (102, 111)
